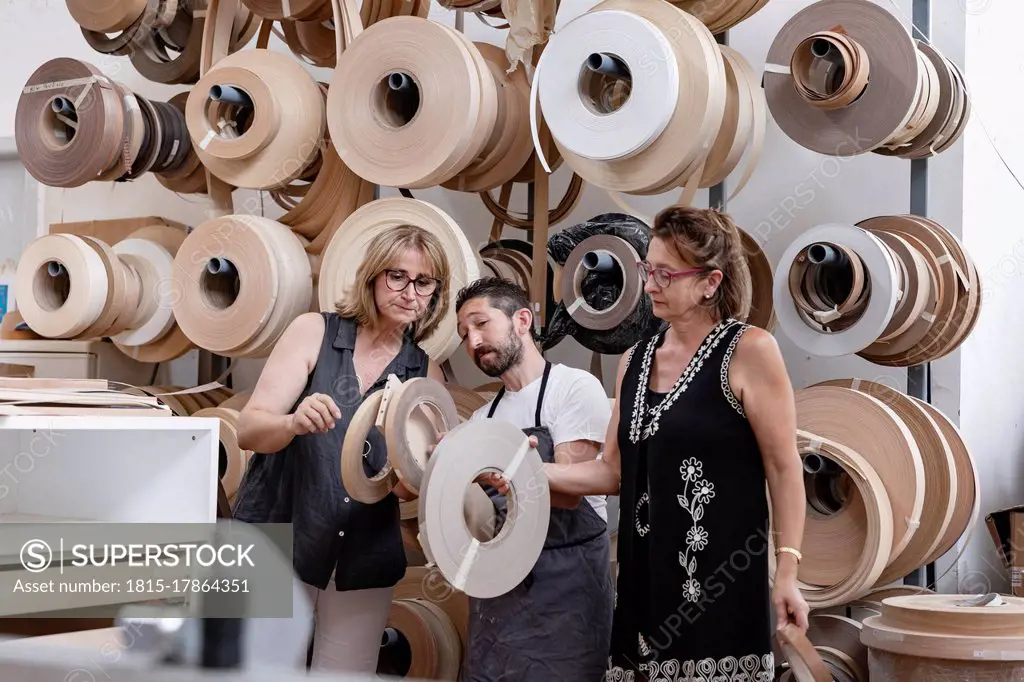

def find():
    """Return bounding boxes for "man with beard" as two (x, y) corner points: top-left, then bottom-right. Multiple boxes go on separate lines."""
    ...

(453, 277), (614, 682)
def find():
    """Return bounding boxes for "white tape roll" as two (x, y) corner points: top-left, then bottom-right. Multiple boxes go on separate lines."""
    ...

(774, 224), (900, 357)
(112, 238), (176, 347)
(417, 418), (549, 599)
(536, 10), (679, 162)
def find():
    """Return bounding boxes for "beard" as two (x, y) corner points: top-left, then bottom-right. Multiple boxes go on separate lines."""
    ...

(473, 327), (524, 377)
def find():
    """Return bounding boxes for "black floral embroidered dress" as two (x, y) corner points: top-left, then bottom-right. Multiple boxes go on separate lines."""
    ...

(606, 319), (775, 682)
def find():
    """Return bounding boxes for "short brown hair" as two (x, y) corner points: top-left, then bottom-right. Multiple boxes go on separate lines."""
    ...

(651, 205), (752, 321)
(334, 224), (451, 343)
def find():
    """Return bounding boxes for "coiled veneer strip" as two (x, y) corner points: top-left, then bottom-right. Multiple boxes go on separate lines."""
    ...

(185, 48), (326, 190)
(327, 16), (498, 189)
(171, 215), (313, 357)
(764, 0), (969, 159)
(193, 406), (252, 501)
(531, 0), (728, 196)
(794, 386), (922, 589)
(317, 198), (479, 363)
(384, 378), (461, 495)
(740, 228), (775, 332)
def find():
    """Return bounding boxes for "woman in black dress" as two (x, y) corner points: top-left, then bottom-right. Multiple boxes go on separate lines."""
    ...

(543, 206), (809, 680)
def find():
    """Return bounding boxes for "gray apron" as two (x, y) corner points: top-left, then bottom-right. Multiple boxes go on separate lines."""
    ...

(461, 361), (614, 682)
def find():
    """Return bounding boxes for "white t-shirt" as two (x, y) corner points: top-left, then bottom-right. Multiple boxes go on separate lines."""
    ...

(469, 363), (612, 521)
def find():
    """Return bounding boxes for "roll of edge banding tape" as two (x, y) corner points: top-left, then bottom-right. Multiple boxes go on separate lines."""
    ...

(561, 234), (642, 331)
(536, 10), (679, 162)
(774, 224), (900, 357)
(418, 418), (549, 599)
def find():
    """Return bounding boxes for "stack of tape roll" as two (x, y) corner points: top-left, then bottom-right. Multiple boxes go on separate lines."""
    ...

(861, 594), (1024, 680)
(317, 198), (480, 363)
(326, 17), (500, 190)
(13, 225), (194, 364)
(773, 215), (980, 365)
(15, 58), (201, 190)
(764, 0), (970, 159)
(740, 228), (776, 332)
(64, 0), (258, 85)
(170, 215), (314, 358)
(418, 418), (550, 598)
(381, 566), (470, 679)
(766, 381), (979, 610)
(530, 0), (766, 201)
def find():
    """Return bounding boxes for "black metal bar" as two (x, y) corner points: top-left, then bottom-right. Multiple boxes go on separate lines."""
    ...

(904, 0), (932, 590)
(709, 30), (729, 211)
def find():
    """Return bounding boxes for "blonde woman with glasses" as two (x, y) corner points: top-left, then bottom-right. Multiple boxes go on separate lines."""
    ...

(234, 224), (450, 674)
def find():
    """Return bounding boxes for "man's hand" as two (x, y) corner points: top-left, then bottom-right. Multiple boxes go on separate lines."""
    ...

(471, 435), (537, 495)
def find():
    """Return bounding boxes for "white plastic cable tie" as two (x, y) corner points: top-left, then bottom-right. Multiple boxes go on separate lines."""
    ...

(906, 516), (921, 530)
(504, 437), (531, 481)
(850, 378), (861, 391)
(528, 54), (553, 174)
(936, 255), (952, 265)
(199, 128), (217, 151)
(162, 140), (181, 167)
(811, 307), (842, 324)
(922, 311), (936, 322)
(124, 94), (140, 112)
(764, 63), (791, 75)
(808, 438), (823, 454)
(567, 297), (585, 315)
(453, 538), (481, 591)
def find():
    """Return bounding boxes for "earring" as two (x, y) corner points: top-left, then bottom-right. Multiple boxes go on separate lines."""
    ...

(705, 292), (712, 299)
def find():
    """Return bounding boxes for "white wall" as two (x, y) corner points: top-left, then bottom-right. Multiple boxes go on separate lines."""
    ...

(956, 0), (1024, 595)
(2, 0), (998, 591)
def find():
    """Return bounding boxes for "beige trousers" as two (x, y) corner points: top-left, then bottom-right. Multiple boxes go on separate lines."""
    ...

(298, 580), (394, 674)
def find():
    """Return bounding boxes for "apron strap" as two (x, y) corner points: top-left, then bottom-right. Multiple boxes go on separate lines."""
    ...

(534, 361), (552, 428)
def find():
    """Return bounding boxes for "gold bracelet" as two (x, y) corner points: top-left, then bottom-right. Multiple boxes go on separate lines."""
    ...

(776, 546), (803, 564)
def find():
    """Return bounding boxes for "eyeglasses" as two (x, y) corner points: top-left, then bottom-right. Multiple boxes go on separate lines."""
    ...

(636, 260), (708, 288)
(385, 269), (439, 296)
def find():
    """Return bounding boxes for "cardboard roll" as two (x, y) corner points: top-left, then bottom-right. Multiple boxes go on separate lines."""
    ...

(317, 198), (479, 363)
(185, 48), (326, 190)
(111, 222), (195, 364)
(793, 386), (922, 584)
(812, 378), (964, 586)
(854, 215), (981, 367)
(739, 227), (776, 332)
(440, 42), (534, 193)
(15, 234), (117, 339)
(392, 566), (470, 651)
(561, 235), (643, 332)
(15, 57), (200, 189)
(862, 594), (1024, 679)
(418, 418), (549, 598)
(327, 16), (498, 189)
(773, 223), (901, 357)
(764, 0), (968, 160)
(192, 406), (253, 501)
(379, 599), (462, 680)
(340, 388), (398, 504)
(531, 0), (731, 195)
(772, 429), (893, 609)
(171, 215), (313, 358)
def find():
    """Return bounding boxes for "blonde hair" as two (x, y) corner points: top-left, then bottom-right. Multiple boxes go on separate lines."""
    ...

(334, 224), (451, 342)
(651, 205), (753, 322)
